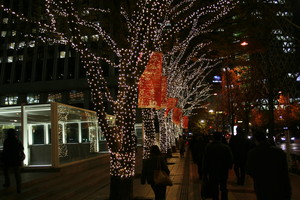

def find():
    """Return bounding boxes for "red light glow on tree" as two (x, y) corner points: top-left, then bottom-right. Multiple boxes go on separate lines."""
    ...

(138, 52), (164, 109)
(165, 98), (178, 117)
(160, 76), (168, 108)
(172, 107), (183, 125)
(182, 116), (189, 129)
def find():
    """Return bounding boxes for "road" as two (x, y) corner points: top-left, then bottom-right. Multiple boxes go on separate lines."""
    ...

(277, 140), (300, 156)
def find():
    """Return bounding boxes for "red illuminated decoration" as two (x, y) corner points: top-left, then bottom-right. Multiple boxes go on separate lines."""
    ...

(182, 116), (189, 129)
(165, 98), (178, 117)
(138, 52), (164, 108)
(172, 107), (182, 125)
(160, 76), (168, 108)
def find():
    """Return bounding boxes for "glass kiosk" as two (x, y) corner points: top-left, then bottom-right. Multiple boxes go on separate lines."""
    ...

(0, 102), (112, 168)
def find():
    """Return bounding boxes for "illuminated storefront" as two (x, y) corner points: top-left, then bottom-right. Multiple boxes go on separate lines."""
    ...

(0, 102), (114, 168)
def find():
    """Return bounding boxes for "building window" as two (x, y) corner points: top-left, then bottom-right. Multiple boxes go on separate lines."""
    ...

(29, 41), (35, 48)
(3, 18), (8, 24)
(60, 51), (66, 58)
(65, 123), (79, 143)
(7, 56), (13, 63)
(1, 31), (6, 37)
(18, 41), (26, 48)
(4, 96), (18, 105)
(81, 123), (90, 143)
(27, 94), (40, 104)
(69, 91), (84, 104)
(31, 125), (45, 144)
(8, 42), (15, 49)
(48, 93), (62, 102)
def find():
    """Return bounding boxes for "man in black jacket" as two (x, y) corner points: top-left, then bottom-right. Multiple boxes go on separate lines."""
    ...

(246, 130), (292, 200)
(203, 132), (233, 200)
(229, 127), (252, 185)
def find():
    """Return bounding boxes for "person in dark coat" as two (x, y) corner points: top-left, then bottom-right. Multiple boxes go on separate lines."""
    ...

(2, 128), (24, 193)
(141, 145), (170, 200)
(246, 130), (292, 200)
(178, 135), (185, 158)
(229, 126), (251, 185)
(193, 134), (209, 180)
(202, 131), (233, 200)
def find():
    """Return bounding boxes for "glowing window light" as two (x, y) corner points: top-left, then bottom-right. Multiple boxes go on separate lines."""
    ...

(1, 31), (6, 37)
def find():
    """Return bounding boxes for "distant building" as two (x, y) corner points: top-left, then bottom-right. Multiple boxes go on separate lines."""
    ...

(0, 0), (117, 111)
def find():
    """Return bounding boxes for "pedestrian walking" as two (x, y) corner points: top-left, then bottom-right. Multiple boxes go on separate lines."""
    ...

(193, 133), (209, 180)
(2, 128), (24, 194)
(246, 130), (292, 200)
(141, 145), (171, 200)
(178, 135), (185, 158)
(229, 126), (252, 185)
(202, 131), (233, 200)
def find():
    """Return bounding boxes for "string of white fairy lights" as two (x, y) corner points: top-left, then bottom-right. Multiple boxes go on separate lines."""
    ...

(0, 0), (238, 177)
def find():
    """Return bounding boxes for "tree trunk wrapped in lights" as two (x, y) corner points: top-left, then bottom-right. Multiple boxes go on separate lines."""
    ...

(0, 0), (238, 199)
(141, 108), (156, 159)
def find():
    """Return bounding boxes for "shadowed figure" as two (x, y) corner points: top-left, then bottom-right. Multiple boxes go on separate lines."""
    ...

(229, 127), (252, 185)
(141, 145), (170, 200)
(2, 128), (24, 194)
(202, 131), (233, 200)
(246, 130), (292, 200)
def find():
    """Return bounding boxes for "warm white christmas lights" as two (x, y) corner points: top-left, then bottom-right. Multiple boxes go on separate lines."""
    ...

(0, 0), (237, 178)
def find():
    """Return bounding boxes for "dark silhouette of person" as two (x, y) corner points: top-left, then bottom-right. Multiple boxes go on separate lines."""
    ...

(202, 131), (233, 200)
(178, 135), (185, 158)
(246, 130), (292, 200)
(2, 128), (24, 193)
(141, 145), (170, 200)
(192, 133), (209, 180)
(229, 126), (252, 185)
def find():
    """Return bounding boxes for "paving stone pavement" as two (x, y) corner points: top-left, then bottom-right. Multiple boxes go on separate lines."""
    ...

(1, 149), (299, 200)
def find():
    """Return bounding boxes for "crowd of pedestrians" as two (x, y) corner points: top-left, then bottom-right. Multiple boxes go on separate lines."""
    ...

(188, 127), (292, 200)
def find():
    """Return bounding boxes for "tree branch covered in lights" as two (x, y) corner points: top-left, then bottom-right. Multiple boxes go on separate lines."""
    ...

(0, 1), (237, 196)
(156, 42), (221, 153)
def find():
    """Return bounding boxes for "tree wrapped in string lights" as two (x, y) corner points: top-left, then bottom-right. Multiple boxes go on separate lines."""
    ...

(0, 0), (237, 198)
(157, 40), (221, 154)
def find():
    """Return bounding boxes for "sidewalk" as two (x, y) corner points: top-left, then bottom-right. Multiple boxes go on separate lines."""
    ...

(133, 150), (299, 200)
(132, 151), (256, 200)
(1, 149), (299, 199)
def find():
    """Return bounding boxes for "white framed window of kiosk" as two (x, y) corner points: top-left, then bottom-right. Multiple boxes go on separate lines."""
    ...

(24, 104), (52, 167)
(134, 123), (143, 146)
(56, 103), (100, 165)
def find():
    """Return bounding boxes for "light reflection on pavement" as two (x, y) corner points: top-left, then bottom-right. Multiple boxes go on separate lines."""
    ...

(278, 140), (300, 155)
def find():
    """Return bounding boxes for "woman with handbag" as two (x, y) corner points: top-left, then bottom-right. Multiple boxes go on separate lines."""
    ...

(141, 145), (171, 200)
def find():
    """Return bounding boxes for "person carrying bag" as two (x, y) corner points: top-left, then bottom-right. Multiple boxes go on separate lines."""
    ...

(153, 156), (173, 186)
(141, 145), (172, 200)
